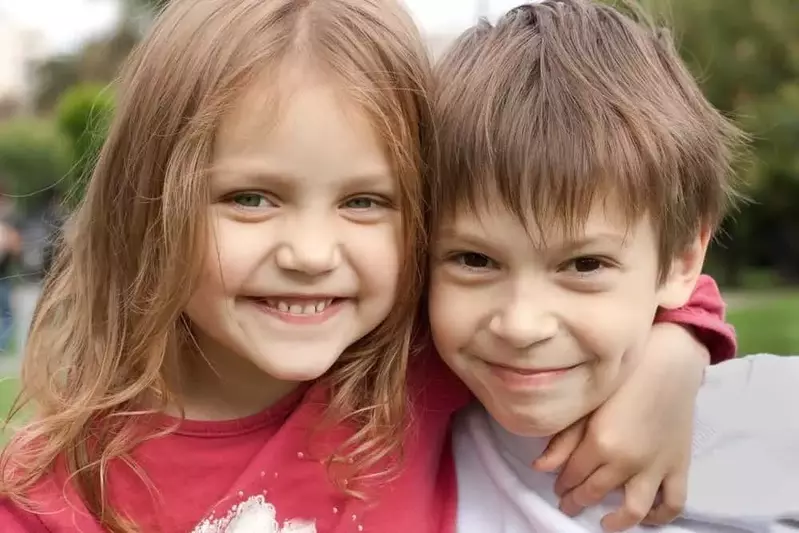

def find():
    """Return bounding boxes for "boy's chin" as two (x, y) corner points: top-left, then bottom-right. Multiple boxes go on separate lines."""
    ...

(489, 405), (579, 438)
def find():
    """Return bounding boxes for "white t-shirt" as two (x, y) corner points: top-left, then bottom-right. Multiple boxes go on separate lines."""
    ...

(453, 354), (799, 533)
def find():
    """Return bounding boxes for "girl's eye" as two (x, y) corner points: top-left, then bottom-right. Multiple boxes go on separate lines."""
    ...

(453, 252), (495, 270)
(344, 196), (381, 210)
(230, 193), (273, 208)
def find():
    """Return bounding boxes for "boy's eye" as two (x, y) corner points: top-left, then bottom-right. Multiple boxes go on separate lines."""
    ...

(453, 252), (495, 270)
(563, 256), (611, 275)
(573, 257), (603, 273)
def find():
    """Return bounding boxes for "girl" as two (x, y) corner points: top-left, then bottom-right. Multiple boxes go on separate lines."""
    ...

(0, 1), (734, 532)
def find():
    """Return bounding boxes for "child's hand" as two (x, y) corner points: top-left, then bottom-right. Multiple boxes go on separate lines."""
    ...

(533, 323), (708, 532)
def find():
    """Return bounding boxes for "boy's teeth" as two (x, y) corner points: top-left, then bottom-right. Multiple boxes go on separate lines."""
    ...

(266, 299), (333, 315)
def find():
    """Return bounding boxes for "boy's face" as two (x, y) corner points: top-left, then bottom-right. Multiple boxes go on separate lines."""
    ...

(429, 196), (701, 437)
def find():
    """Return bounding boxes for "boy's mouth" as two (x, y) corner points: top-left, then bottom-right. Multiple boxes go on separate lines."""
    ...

(482, 361), (581, 389)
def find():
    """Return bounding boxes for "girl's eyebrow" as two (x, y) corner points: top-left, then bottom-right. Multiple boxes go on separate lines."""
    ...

(212, 160), (397, 193)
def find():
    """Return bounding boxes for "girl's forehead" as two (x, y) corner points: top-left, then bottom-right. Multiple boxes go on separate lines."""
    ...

(217, 63), (370, 151)
(213, 74), (392, 190)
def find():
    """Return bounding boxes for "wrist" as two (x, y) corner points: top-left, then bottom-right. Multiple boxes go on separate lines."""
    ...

(647, 323), (708, 386)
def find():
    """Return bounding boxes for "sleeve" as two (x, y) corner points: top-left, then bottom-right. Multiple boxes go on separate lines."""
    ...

(654, 274), (736, 364)
(684, 354), (799, 529)
(0, 501), (49, 532)
(410, 340), (472, 415)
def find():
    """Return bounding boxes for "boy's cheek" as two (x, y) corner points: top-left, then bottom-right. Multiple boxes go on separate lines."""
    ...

(428, 278), (483, 338)
(428, 281), (482, 376)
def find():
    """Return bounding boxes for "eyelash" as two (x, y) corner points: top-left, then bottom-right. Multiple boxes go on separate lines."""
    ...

(226, 191), (276, 210)
(223, 191), (394, 213)
(560, 256), (615, 276)
(341, 195), (393, 211)
(445, 252), (615, 276)
(447, 251), (498, 271)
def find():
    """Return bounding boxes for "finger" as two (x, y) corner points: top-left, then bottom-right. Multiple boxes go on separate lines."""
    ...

(534, 420), (586, 472)
(559, 465), (629, 517)
(643, 471), (687, 526)
(600, 474), (660, 533)
(554, 440), (601, 496)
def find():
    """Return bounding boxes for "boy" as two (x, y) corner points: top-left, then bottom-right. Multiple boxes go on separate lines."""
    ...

(428, 1), (799, 531)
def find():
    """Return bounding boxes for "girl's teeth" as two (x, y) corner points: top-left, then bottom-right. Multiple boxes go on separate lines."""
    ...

(266, 299), (334, 315)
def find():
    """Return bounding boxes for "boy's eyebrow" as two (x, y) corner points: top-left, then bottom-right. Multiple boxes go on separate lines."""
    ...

(553, 232), (629, 254)
(435, 225), (484, 242)
(434, 226), (497, 251)
(437, 225), (628, 252)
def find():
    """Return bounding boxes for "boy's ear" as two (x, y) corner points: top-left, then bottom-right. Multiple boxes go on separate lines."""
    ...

(657, 227), (711, 310)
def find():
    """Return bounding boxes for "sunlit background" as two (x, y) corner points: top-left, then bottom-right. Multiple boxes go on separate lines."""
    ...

(0, 0), (797, 419)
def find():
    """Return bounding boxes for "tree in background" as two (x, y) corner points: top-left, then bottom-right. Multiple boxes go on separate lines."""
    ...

(31, 0), (150, 115)
(122, 0), (170, 21)
(639, 0), (799, 286)
(0, 120), (70, 213)
(55, 84), (115, 207)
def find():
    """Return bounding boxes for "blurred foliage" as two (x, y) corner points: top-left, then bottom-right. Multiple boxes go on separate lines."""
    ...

(0, 120), (70, 211)
(34, 25), (137, 113)
(631, 0), (799, 286)
(55, 84), (115, 206)
(124, 0), (170, 14)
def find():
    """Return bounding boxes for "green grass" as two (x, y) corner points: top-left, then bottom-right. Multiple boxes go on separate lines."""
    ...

(727, 292), (799, 356)
(0, 377), (19, 444)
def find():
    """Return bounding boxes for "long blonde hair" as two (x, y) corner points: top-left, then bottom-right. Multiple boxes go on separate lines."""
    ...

(1, 1), (432, 531)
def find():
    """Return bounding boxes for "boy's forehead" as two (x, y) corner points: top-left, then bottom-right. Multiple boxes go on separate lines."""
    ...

(436, 194), (641, 244)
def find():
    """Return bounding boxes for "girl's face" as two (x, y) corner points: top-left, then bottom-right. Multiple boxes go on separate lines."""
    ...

(183, 70), (402, 416)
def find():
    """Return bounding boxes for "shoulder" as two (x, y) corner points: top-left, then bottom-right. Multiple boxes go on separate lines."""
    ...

(407, 340), (471, 416)
(0, 457), (104, 533)
(695, 354), (799, 435)
(687, 355), (799, 522)
(0, 498), (50, 532)
(693, 354), (799, 454)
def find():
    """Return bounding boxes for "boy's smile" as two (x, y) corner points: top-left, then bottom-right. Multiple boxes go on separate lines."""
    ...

(429, 196), (698, 437)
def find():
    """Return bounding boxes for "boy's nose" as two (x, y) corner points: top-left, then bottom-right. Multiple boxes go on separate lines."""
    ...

(488, 298), (559, 349)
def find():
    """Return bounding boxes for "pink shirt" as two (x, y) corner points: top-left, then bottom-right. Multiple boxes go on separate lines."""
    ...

(0, 275), (734, 533)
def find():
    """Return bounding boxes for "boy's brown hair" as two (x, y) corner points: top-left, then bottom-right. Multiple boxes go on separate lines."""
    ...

(430, 0), (745, 277)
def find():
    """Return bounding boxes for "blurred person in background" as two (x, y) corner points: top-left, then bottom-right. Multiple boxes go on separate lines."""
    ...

(0, 190), (20, 353)
(12, 187), (64, 356)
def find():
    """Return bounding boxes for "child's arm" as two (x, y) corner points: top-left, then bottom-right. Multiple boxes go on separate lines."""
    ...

(533, 274), (735, 532)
